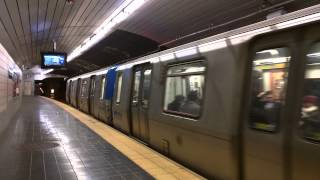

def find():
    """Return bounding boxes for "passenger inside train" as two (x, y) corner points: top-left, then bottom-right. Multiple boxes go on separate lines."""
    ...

(164, 61), (205, 117)
(249, 47), (289, 132)
(180, 91), (201, 115)
(300, 42), (320, 141)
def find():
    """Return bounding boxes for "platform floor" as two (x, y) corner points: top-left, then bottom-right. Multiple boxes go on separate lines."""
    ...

(0, 96), (204, 180)
(0, 97), (153, 180)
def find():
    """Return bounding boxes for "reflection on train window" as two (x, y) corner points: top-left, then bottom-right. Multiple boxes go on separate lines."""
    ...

(116, 73), (123, 104)
(142, 69), (152, 108)
(132, 71), (141, 104)
(164, 61), (205, 118)
(300, 42), (320, 142)
(249, 47), (290, 132)
(100, 77), (106, 100)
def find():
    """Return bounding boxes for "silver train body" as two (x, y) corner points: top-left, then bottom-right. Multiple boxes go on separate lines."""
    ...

(66, 5), (320, 179)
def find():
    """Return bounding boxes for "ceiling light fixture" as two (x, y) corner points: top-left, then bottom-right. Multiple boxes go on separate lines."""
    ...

(67, 0), (147, 62)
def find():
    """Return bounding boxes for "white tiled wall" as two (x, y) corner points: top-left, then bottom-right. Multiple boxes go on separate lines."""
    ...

(0, 43), (22, 114)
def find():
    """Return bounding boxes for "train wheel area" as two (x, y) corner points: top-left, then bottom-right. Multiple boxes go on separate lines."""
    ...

(44, 96), (205, 179)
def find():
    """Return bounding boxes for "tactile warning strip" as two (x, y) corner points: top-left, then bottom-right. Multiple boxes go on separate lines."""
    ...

(44, 97), (205, 180)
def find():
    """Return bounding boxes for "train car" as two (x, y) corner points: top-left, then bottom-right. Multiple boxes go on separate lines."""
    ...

(69, 78), (80, 108)
(68, 4), (320, 180)
(67, 66), (117, 124)
(78, 77), (91, 113)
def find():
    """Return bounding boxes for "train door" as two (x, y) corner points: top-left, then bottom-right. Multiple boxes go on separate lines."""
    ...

(290, 26), (320, 180)
(76, 78), (81, 108)
(241, 31), (298, 180)
(89, 76), (96, 114)
(130, 64), (152, 143)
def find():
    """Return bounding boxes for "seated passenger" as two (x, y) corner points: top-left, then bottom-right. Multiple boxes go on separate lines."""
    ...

(167, 95), (184, 112)
(250, 91), (281, 130)
(302, 95), (320, 120)
(180, 91), (200, 116)
(301, 95), (320, 139)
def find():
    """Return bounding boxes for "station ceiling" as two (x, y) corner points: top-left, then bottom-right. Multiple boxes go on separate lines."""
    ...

(0, 0), (319, 76)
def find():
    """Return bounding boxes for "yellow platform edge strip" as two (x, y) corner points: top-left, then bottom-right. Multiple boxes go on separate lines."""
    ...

(43, 97), (205, 180)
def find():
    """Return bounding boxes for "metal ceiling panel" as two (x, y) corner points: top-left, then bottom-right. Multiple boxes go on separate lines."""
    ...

(0, 0), (318, 70)
(60, 0), (100, 52)
(42, 0), (65, 50)
(64, 0), (125, 53)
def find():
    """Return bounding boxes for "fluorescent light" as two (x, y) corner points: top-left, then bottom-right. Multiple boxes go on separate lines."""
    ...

(112, 11), (130, 24)
(257, 49), (279, 56)
(124, 0), (145, 13)
(254, 57), (290, 66)
(67, 0), (147, 62)
(307, 63), (320, 66)
(94, 21), (116, 35)
(175, 47), (198, 58)
(307, 52), (320, 57)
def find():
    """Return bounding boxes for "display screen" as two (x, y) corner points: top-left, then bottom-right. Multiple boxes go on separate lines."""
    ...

(41, 52), (67, 68)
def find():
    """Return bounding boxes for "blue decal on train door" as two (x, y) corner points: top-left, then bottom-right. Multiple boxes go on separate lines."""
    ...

(105, 66), (118, 100)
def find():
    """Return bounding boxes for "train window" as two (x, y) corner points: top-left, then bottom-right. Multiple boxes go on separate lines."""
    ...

(300, 42), (320, 142)
(142, 69), (152, 108)
(100, 77), (106, 100)
(249, 47), (290, 132)
(80, 80), (87, 97)
(132, 71), (141, 104)
(163, 61), (205, 118)
(90, 79), (95, 95)
(116, 73), (123, 104)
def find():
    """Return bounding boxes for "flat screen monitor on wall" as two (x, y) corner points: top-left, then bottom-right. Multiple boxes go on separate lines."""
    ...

(41, 52), (67, 69)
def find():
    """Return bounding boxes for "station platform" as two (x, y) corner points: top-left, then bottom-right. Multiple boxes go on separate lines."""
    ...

(0, 96), (204, 180)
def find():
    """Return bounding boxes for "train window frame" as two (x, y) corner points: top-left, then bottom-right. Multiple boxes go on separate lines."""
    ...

(248, 46), (291, 133)
(162, 60), (206, 119)
(115, 72), (123, 104)
(299, 40), (320, 143)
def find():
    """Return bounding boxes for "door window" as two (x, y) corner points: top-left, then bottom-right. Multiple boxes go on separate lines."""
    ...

(142, 69), (152, 108)
(90, 78), (95, 95)
(300, 42), (320, 142)
(249, 47), (291, 132)
(132, 71), (141, 104)
(116, 73), (123, 104)
(100, 77), (106, 99)
(81, 80), (88, 97)
(163, 61), (205, 118)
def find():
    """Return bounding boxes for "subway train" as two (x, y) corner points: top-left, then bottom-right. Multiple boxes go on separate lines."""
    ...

(66, 5), (320, 180)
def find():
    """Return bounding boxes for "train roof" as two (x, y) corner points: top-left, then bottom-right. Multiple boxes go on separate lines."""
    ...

(68, 65), (117, 81)
(116, 4), (320, 69)
(69, 4), (320, 80)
